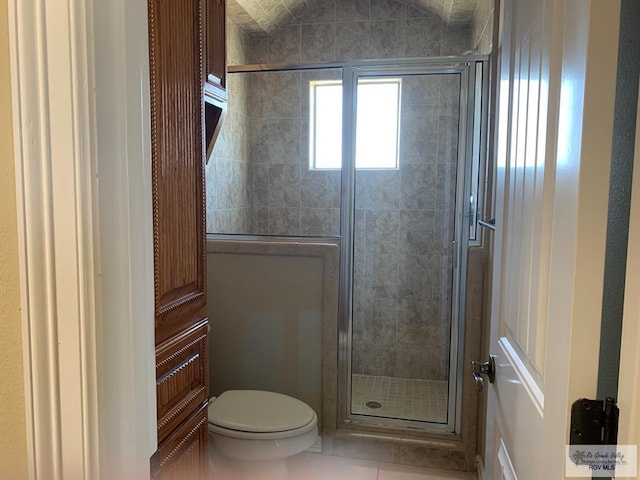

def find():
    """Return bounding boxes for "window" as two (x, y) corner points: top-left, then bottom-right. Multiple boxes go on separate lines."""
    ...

(309, 78), (402, 170)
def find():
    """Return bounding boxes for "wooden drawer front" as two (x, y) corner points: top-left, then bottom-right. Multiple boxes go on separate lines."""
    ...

(158, 403), (209, 480)
(157, 320), (208, 442)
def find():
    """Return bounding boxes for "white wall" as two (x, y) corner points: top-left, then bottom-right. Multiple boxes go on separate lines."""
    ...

(0, 0), (28, 476)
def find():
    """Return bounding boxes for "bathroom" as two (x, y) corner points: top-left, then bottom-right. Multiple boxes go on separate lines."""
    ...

(205, 0), (494, 478)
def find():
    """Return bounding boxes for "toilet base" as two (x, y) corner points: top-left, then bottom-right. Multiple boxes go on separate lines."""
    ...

(208, 424), (318, 462)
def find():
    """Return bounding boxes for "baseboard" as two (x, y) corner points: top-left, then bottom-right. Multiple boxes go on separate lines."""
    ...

(476, 454), (485, 480)
(306, 436), (322, 454)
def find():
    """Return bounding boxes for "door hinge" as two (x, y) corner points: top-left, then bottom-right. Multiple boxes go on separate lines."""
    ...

(570, 397), (619, 446)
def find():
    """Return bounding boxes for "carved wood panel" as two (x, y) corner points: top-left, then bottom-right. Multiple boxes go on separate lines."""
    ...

(149, 0), (207, 346)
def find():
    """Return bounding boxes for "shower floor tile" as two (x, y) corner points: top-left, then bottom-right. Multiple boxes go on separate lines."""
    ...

(351, 374), (448, 423)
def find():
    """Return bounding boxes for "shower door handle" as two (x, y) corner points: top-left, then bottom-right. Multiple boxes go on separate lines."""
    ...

(472, 355), (496, 393)
(478, 218), (496, 231)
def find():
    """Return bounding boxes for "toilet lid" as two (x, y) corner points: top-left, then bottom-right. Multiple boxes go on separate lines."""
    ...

(208, 390), (316, 433)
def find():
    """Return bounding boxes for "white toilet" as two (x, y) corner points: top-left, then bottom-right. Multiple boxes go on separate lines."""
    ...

(207, 390), (318, 479)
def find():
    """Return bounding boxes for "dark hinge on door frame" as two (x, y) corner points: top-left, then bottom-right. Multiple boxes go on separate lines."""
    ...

(569, 397), (619, 446)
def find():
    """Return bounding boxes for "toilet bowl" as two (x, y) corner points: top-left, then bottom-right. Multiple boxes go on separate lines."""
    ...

(207, 390), (318, 463)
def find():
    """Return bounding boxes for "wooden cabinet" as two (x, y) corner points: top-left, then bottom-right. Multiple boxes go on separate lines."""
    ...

(148, 0), (207, 346)
(156, 321), (209, 444)
(204, 0), (227, 161)
(205, 0), (226, 93)
(155, 404), (209, 480)
(147, 0), (218, 478)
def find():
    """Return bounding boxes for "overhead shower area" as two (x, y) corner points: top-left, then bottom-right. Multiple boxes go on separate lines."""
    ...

(206, 0), (494, 471)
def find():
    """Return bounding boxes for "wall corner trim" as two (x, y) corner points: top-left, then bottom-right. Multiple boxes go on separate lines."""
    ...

(9, 1), (101, 478)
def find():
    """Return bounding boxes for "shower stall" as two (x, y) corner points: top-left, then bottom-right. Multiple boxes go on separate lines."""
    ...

(207, 57), (488, 435)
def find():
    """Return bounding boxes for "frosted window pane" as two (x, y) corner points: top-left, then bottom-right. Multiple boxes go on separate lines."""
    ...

(310, 79), (400, 170)
(313, 84), (343, 169)
(356, 81), (400, 169)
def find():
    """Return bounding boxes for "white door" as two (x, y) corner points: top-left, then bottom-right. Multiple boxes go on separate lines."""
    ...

(483, 0), (622, 478)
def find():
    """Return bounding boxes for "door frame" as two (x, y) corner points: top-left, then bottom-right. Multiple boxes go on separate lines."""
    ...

(617, 80), (640, 449)
(9, 0), (156, 478)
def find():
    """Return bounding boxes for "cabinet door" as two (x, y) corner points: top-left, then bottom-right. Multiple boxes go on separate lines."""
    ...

(206, 0), (226, 90)
(149, 0), (207, 347)
(148, 0), (209, 476)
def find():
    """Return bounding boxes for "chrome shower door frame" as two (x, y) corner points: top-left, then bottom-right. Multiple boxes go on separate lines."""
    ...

(337, 58), (487, 435)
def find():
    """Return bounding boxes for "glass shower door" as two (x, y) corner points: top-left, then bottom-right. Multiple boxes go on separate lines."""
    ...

(349, 71), (464, 426)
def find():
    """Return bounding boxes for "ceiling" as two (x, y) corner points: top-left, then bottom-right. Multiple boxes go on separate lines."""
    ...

(227, 0), (479, 38)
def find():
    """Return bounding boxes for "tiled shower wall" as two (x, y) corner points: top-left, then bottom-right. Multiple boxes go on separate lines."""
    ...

(209, 0), (472, 236)
(352, 74), (459, 381)
(206, 20), (252, 234)
(208, 0), (471, 381)
(234, 0), (473, 66)
(248, 69), (342, 236)
(471, 0), (494, 54)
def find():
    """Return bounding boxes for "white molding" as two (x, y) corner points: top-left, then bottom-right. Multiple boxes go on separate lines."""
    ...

(497, 439), (516, 480)
(498, 337), (544, 416)
(10, 0), (100, 478)
(10, 0), (156, 479)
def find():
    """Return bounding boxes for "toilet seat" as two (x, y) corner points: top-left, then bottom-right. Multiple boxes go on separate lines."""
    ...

(208, 390), (317, 440)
